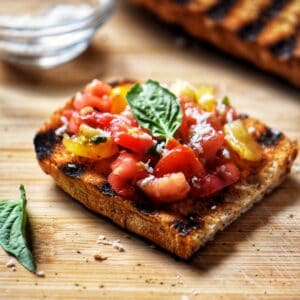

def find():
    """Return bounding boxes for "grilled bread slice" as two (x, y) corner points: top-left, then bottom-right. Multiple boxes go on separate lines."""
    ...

(33, 81), (298, 259)
(131, 0), (300, 87)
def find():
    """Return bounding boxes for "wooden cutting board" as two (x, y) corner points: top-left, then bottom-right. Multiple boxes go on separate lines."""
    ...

(0, 2), (299, 299)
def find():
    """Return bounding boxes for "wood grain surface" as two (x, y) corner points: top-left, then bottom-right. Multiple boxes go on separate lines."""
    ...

(0, 2), (299, 300)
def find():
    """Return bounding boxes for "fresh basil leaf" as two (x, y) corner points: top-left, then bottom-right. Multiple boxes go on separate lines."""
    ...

(126, 80), (182, 139)
(90, 135), (107, 144)
(0, 185), (36, 273)
(222, 96), (230, 106)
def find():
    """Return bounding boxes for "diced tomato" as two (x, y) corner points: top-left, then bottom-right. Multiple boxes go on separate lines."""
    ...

(81, 112), (115, 129)
(120, 107), (138, 127)
(217, 104), (238, 124)
(110, 117), (154, 154)
(74, 92), (111, 112)
(84, 79), (112, 98)
(108, 152), (148, 198)
(189, 123), (225, 162)
(191, 160), (240, 198)
(154, 145), (205, 180)
(165, 138), (181, 150)
(178, 98), (201, 141)
(215, 161), (240, 186)
(63, 110), (82, 134)
(190, 174), (224, 198)
(64, 110), (115, 134)
(137, 173), (190, 203)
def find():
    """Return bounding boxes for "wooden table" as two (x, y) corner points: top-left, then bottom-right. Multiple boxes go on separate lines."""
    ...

(0, 2), (299, 299)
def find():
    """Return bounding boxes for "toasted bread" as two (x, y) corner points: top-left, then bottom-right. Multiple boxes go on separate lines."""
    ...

(33, 80), (298, 259)
(131, 0), (300, 87)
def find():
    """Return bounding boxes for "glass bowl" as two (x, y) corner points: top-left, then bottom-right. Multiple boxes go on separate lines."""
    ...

(0, 0), (116, 68)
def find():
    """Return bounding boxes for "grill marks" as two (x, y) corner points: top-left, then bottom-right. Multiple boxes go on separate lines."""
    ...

(172, 214), (203, 236)
(257, 1), (300, 45)
(34, 129), (62, 161)
(222, 0), (271, 32)
(206, 0), (237, 20)
(59, 163), (85, 179)
(99, 181), (116, 196)
(238, 0), (290, 41)
(204, 0), (298, 59)
(269, 35), (296, 58)
(257, 127), (283, 147)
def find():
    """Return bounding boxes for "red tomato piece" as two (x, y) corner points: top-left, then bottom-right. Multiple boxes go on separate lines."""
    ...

(74, 92), (111, 112)
(120, 107), (138, 127)
(189, 124), (225, 162)
(137, 173), (190, 203)
(84, 79), (112, 98)
(178, 98), (201, 141)
(215, 162), (240, 186)
(63, 110), (82, 134)
(81, 112), (115, 129)
(190, 174), (224, 198)
(165, 138), (181, 150)
(190, 160), (240, 198)
(110, 117), (154, 154)
(108, 152), (148, 198)
(154, 145), (205, 179)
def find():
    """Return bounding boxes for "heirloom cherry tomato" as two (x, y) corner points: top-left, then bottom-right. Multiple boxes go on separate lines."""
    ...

(154, 145), (205, 179)
(137, 173), (190, 203)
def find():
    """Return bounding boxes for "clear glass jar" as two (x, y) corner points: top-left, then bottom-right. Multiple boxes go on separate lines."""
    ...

(0, 0), (116, 68)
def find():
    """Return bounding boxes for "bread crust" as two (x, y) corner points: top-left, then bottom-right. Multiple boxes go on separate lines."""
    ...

(131, 0), (300, 87)
(34, 92), (298, 259)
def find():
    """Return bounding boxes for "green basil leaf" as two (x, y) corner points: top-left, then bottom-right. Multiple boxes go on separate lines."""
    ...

(126, 80), (182, 139)
(222, 96), (230, 106)
(0, 185), (36, 273)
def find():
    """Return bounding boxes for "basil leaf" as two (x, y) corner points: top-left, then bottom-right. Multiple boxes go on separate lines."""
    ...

(0, 185), (36, 273)
(222, 96), (230, 106)
(126, 80), (182, 139)
(90, 135), (107, 144)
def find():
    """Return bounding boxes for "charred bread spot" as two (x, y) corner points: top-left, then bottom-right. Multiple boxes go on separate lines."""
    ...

(34, 129), (61, 161)
(134, 202), (156, 215)
(238, 0), (289, 41)
(98, 181), (116, 197)
(59, 163), (85, 179)
(175, 0), (191, 5)
(257, 128), (283, 147)
(109, 79), (136, 88)
(238, 20), (265, 41)
(172, 214), (203, 237)
(206, 0), (237, 21)
(238, 113), (249, 120)
(269, 36), (296, 59)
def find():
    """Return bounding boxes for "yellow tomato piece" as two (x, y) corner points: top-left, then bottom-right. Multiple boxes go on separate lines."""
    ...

(171, 80), (197, 101)
(79, 124), (102, 138)
(224, 120), (263, 161)
(63, 134), (118, 160)
(196, 86), (216, 112)
(110, 85), (131, 114)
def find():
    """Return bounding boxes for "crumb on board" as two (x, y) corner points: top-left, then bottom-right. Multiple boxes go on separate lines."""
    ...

(6, 259), (15, 268)
(97, 234), (106, 241)
(97, 235), (125, 252)
(94, 254), (108, 261)
(289, 214), (294, 219)
(36, 271), (45, 278)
